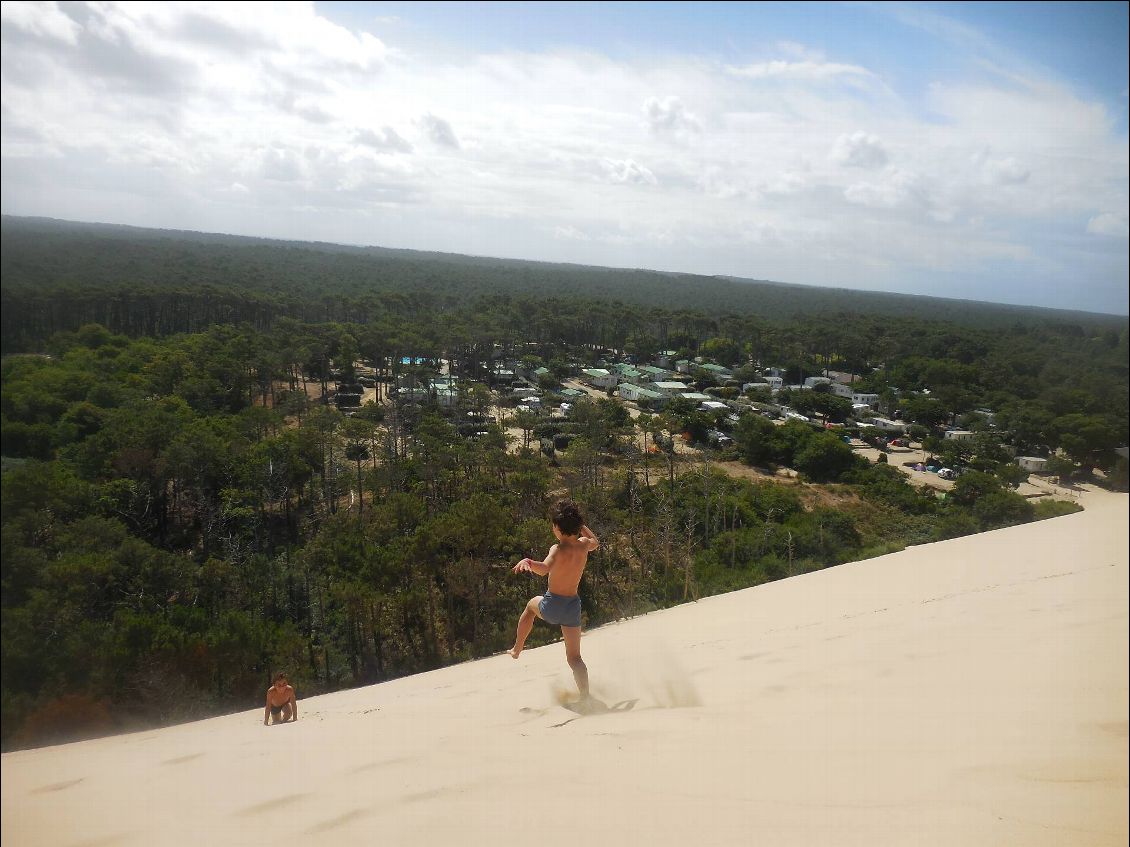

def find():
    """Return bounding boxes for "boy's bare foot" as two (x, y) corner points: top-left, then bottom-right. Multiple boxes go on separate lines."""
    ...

(509, 645), (523, 659)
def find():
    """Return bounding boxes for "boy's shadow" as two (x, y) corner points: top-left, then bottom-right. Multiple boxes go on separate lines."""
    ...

(561, 697), (638, 716)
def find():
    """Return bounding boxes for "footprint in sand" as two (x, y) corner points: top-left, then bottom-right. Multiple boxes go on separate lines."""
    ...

(161, 753), (203, 766)
(235, 793), (310, 816)
(31, 777), (84, 794)
(559, 697), (638, 717)
(401, 786), (455, 803)
(305, 809), (367, 833)
(349, 755), (411, 773)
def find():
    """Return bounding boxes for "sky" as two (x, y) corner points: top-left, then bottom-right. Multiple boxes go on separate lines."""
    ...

(1, 2), (1127, 315)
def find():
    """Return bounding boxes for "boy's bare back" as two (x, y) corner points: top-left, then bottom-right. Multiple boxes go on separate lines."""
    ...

(545, 532), (597, 596)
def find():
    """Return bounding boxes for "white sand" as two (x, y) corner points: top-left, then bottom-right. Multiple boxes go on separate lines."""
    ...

(3, 489), (1127, 847)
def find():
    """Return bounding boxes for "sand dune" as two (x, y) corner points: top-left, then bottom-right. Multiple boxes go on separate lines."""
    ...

(3, 489), (1127, 847)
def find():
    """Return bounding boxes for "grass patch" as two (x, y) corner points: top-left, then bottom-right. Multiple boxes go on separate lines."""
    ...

(1031, 499), (1084, 520)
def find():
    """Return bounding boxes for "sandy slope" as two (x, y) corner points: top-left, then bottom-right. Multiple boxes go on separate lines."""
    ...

(3, 491), (1127, 847)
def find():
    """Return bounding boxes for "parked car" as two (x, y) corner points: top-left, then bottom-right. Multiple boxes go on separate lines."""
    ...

(938, 468), (956, 480)
(707, 430), (734, 447)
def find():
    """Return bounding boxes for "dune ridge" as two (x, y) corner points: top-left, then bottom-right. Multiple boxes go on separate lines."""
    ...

(3, 489), (1127, 847)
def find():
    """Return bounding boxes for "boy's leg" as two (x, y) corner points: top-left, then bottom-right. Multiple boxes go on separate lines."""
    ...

(510, 596), (543, 659)
(560, 626), (589, 698)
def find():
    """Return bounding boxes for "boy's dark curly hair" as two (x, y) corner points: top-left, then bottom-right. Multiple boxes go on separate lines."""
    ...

(549, 498), (584, 536)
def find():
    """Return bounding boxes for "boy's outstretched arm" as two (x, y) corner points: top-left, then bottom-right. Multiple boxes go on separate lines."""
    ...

(512, 545), (557, 576)
(512, 557), (551, 576)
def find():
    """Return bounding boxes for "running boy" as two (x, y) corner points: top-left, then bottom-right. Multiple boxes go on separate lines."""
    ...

(509, 499), (599, 698)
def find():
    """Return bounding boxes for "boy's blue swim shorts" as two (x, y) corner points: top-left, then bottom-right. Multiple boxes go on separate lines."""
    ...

(538, 591), (582, 627)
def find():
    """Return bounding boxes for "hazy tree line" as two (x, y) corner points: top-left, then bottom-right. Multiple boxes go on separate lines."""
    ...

(4, 216), (1126, 355)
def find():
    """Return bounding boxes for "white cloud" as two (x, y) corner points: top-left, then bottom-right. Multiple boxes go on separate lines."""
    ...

(267, 90), (336, 124)
(643, 96), (700, 139)
(773, 40), (817, 60)
(553, 224), (589, 241)
(844, 168), (929, 211)
(981, 155), (1030, 185)
(758, 170), (811, 197)
(420, 113), (460, 149)
(256, 147), (304, 183)
(875, 2), (995, 54)
(1087, 211), (1129, 238)
(697, 165), (749, 200)
(830, 132), (889, 169)
(600, 158), (657, 185)
(726, 59), (873, 82)
(0, 0), (80, 44)
(354, 126), (413, 153)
